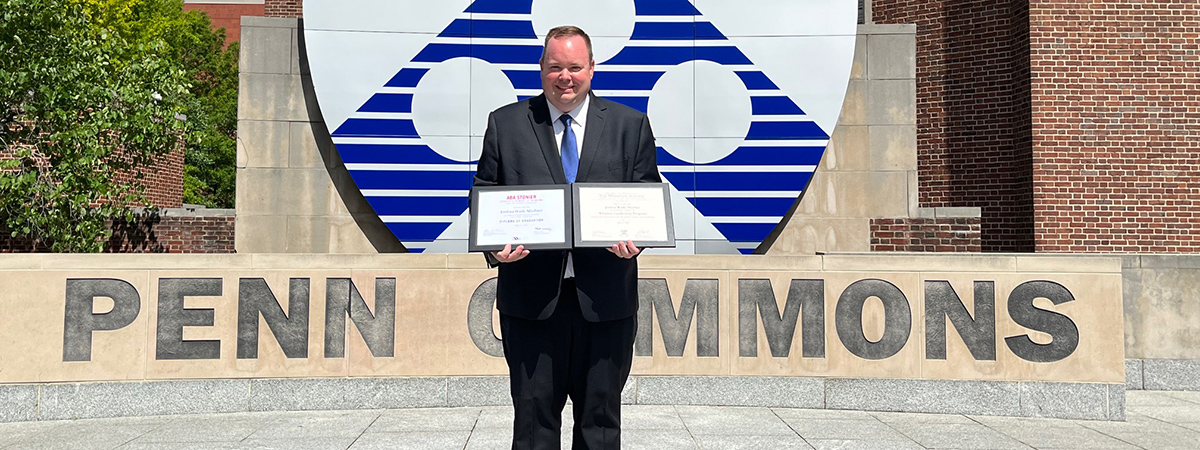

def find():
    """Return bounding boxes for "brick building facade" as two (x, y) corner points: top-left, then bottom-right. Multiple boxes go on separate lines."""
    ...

(876, 0), (1200, 253)
(263, 0), (301, 18)
(130, 147), (186, 209)
(184, 1), (267, 44)
(1027, 1), (1200, 253)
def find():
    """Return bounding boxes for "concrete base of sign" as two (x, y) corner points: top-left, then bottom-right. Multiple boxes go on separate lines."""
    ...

(0, 376), (1125, 423)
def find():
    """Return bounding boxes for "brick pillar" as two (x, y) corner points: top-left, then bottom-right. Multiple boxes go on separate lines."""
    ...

(264, 0), (302, 18)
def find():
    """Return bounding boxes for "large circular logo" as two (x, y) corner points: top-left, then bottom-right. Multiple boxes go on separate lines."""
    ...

(303, 0), (858, 254)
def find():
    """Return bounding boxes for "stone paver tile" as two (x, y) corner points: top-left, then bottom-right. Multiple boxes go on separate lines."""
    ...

(774, 408), (879, 421)
(782, 419), (911, 441)
(474, 406), (515, 429)
(1172, 421), (1200, 433)
(676, 406), (795, 435)
(887, 423), (1032, 450)
(1079, 412), (1191, 434)
(118, 444), (242, 450)
(806, 439), (925, 450)
(969, 414), (1083, 429)
(1082, 426), (1200, 450)
(694, 434), (814, 449)
(125, 414), (271, 444)
(871, 411), (976, 424)
(622, 405), (686, 430)
(987, 424), (1141, 449)
(127, 421), (260, 443)
(367, 407), (481, 432)
(1133, 406), (1200, 423)
(1127, 391), (1195, 408)
(621, 429), (699, 450)
(5, 436), (133, 450)
(1162, 391), (1200, 405)
(464, 427), (511, 450)
(236, 437), (359, 450)
(347, 431), (470, 450)
(6, 417), (172, 450)
(246, 409), (381, 439)
(0, 421), (65, 447)
(38, 416), (171, 437)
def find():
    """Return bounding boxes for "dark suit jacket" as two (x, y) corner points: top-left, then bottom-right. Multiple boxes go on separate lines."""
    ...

(473, 93), (661, 322)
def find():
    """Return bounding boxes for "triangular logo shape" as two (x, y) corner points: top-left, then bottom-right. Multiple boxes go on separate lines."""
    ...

(329, 0), (830, 253)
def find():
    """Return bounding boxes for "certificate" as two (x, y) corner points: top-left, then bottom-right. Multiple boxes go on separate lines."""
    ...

(469, 185), (572, 252)
(572, 183), (675, 248)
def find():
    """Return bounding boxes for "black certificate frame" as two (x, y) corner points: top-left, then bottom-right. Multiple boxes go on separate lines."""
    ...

(571, 182), (676, 248)
(468, 184), (573, 252)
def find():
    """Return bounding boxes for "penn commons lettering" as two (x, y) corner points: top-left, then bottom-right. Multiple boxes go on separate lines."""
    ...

(63, 276), (1079, 364)
(63, 278), (396, 362)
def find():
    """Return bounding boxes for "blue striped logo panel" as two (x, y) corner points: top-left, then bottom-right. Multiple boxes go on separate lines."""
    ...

(336, 145), (463, 164)
(348, 171), (473, 190)
(332, 119), (419, 138)
(322, 0), (839, 254)
(358, 94), (414, 113)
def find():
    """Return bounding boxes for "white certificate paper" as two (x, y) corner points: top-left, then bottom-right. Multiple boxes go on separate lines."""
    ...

(475, 189), (567, 247)
(578, 186), (669, 242)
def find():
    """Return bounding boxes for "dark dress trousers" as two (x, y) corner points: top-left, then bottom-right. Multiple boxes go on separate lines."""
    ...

(473, 93), (661, 450)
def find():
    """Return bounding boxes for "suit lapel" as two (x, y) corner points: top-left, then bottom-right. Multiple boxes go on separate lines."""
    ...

(577, 95), (607, 182)
(527, 95), (567, 184)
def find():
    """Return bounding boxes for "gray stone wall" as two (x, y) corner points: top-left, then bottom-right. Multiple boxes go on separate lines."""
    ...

(1123, 255), (1200, 360)
(236, 17), (401, 253)
(1123, 255), (1200, 391)
(235, 18), (925, 254)
(768, 24), (920, 255)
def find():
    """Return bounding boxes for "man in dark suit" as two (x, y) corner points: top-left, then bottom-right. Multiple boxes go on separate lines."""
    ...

(472, 25), (661, 450)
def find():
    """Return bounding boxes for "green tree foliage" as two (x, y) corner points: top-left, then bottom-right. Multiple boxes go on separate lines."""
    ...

(79, 0), (238, 208)
(0, 0), (237, 251)
(0, 0), (191, 252)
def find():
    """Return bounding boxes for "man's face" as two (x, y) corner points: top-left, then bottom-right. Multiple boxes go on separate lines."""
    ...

(540, 35), (594, 112)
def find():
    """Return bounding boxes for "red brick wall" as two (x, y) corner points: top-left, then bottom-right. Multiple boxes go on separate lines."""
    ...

(107, 213), (236, 253)
(1029, 0), (1200, 253)
(106, 146), (184, 209)
(142, 147), (185, 208)
(264, 0), (302, 18)
(183, 3), (266, 43)
(871, 218), (983, 252)
(0, 211), (236, 253)
(874, 0), (1036, 252)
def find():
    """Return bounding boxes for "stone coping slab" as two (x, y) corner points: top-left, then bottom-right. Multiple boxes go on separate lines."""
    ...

(0, 253), (1126, 273)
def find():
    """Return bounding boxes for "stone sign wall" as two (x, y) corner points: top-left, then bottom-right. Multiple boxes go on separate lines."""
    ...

(0, 253), (1126, 421)
(0, 254), (1122, 383)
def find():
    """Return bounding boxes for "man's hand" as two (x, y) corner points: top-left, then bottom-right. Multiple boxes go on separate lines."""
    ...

(493, 244), (530, 263)
(607, 241), (641, 259)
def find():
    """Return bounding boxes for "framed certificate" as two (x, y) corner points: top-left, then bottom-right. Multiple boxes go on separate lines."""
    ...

(572, 182), (675, 248)
(468, 185), (573, 252)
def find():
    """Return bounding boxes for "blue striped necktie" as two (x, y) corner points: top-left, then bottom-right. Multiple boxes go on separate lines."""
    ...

(560, 114), (578, 183)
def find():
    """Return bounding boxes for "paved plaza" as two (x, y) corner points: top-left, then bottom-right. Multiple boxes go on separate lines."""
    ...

(1, 390), (1198, 449)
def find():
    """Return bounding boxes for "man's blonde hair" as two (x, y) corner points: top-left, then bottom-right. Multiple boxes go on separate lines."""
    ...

(541, 26), (593, 62)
